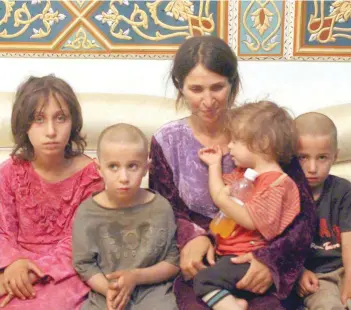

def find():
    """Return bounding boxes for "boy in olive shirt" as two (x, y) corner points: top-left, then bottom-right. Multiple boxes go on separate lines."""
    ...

(295, 112), (351, 309)
(73, 123), (179, 310)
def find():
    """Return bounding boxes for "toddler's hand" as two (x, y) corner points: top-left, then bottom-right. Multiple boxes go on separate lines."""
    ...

(198, 146), (222, 166)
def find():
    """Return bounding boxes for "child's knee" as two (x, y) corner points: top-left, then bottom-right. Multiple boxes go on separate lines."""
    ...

(304, 291), (344, 310)
(193, 269), (213, 297)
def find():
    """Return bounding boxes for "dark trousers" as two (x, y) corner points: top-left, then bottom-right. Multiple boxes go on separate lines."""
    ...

(193, 255), (257, 300)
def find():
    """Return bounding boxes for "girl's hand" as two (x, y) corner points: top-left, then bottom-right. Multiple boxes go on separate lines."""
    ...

(106, 270), (137, 310)
(198, 146), (222, 166)
(180, 236), (215, 281)
(3, 259), (44, 300)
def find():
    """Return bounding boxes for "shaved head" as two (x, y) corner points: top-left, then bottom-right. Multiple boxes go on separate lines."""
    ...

(97, 123), (148, 158)
(295, 112), (337, 150)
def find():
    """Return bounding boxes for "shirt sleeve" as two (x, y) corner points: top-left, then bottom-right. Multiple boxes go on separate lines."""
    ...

(0, 160), (25, 268)
(162, 202), (180, 267)
(149, 136), (207, 249)
(72, 202), (102, 282)
(245, 174), (300, 241)
(252, 157), (317, 299)
(339, 182), (351, 233)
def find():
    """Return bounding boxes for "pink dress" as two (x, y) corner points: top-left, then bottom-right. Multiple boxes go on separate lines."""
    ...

(0, 158), (103, 310)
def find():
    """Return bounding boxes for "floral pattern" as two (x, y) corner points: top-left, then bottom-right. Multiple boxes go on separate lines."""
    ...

(329, 0), (351, 23)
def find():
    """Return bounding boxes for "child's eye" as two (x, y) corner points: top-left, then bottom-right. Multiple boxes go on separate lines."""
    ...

(318, 155), (327, 161)
(34, 115), (44, 123)
(109, 164), (118, 171)
(298, 155), (307, 161)
(57, 114), (67, 122)
(129, 163), (138, 170)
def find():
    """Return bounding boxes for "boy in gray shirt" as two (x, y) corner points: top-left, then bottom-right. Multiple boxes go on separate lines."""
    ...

(72, 123), (179, 310)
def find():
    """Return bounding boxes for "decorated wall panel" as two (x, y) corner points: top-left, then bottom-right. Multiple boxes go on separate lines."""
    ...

(0, 0), (350, 60)
(0, 0), (227, 57)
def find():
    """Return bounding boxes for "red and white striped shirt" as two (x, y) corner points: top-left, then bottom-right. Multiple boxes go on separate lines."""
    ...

(216, 169), (300, 256)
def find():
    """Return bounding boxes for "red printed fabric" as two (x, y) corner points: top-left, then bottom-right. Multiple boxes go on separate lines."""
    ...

(0, 158), (103, 309)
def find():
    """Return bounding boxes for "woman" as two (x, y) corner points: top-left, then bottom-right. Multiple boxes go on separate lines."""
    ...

(149, 36), (316, 309)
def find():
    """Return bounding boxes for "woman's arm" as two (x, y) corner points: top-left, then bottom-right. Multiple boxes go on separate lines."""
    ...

(149, 137), (215, 279)
(149, 137), (209, 249)
(251, 158), (317, 298)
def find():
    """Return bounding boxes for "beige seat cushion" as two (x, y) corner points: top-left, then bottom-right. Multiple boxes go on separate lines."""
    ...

(0, 92), (350, 182)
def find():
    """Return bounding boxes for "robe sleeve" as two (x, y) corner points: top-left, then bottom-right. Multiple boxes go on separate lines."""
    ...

(149, 136), (207, 249)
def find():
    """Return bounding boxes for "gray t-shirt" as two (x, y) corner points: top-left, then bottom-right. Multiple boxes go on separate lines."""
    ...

(72, 190), (179, 309)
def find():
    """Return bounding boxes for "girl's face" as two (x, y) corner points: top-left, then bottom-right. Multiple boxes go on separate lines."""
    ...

(182, 64), (231, 126)
(27, 94), (72, 159)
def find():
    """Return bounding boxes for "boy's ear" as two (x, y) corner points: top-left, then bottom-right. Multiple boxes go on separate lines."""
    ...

(333, 148), (340, 164)
(144, 158), (152, 176)
(94, 157), (103, 178)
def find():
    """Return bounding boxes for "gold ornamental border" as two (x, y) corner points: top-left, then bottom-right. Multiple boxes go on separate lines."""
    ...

(0, 0), (229, 58)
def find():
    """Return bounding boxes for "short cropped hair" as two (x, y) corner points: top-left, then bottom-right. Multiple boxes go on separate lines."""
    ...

(97, 123), (148, 158)
(295, 112), (337, 150)
(227, 100), (296, 163)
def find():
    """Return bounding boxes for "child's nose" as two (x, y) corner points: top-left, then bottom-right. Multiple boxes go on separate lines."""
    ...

(118, 169), (129, 183)
(308, 160), (317, 173)
(46, 121), (56, 137)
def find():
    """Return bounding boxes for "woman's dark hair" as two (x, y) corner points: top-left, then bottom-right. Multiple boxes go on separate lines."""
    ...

(11, 75), (86, 161)
(171, 36), (240, 108)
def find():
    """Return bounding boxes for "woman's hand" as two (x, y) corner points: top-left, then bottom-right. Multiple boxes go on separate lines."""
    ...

(231, 253), (273, 294)
(3, 259), (44, 300)
(198, 146), (222, 167)
(180, 236), (215, 281)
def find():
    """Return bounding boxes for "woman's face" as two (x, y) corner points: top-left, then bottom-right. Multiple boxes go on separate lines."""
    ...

(181, 64), (231, 126)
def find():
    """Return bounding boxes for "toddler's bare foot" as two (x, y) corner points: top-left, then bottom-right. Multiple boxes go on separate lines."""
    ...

(236, 298), (248, 310)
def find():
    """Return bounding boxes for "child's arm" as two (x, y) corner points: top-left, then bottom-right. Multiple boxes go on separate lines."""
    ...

(72, 205), (104, 293)
(198, 146), (226, 200)
(214, 187), (256, 230)
(341, 231), (351, 305)
(297, 268), (319, 297)
(86, 273), (109, 296)
(107, 261), (179, 287)
(106, 262), (179, 310)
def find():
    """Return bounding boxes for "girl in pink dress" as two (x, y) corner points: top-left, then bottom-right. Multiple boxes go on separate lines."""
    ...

(0, 75), (103, 309)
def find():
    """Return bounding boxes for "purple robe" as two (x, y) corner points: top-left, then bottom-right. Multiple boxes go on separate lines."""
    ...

(149, 119), (316, 310)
